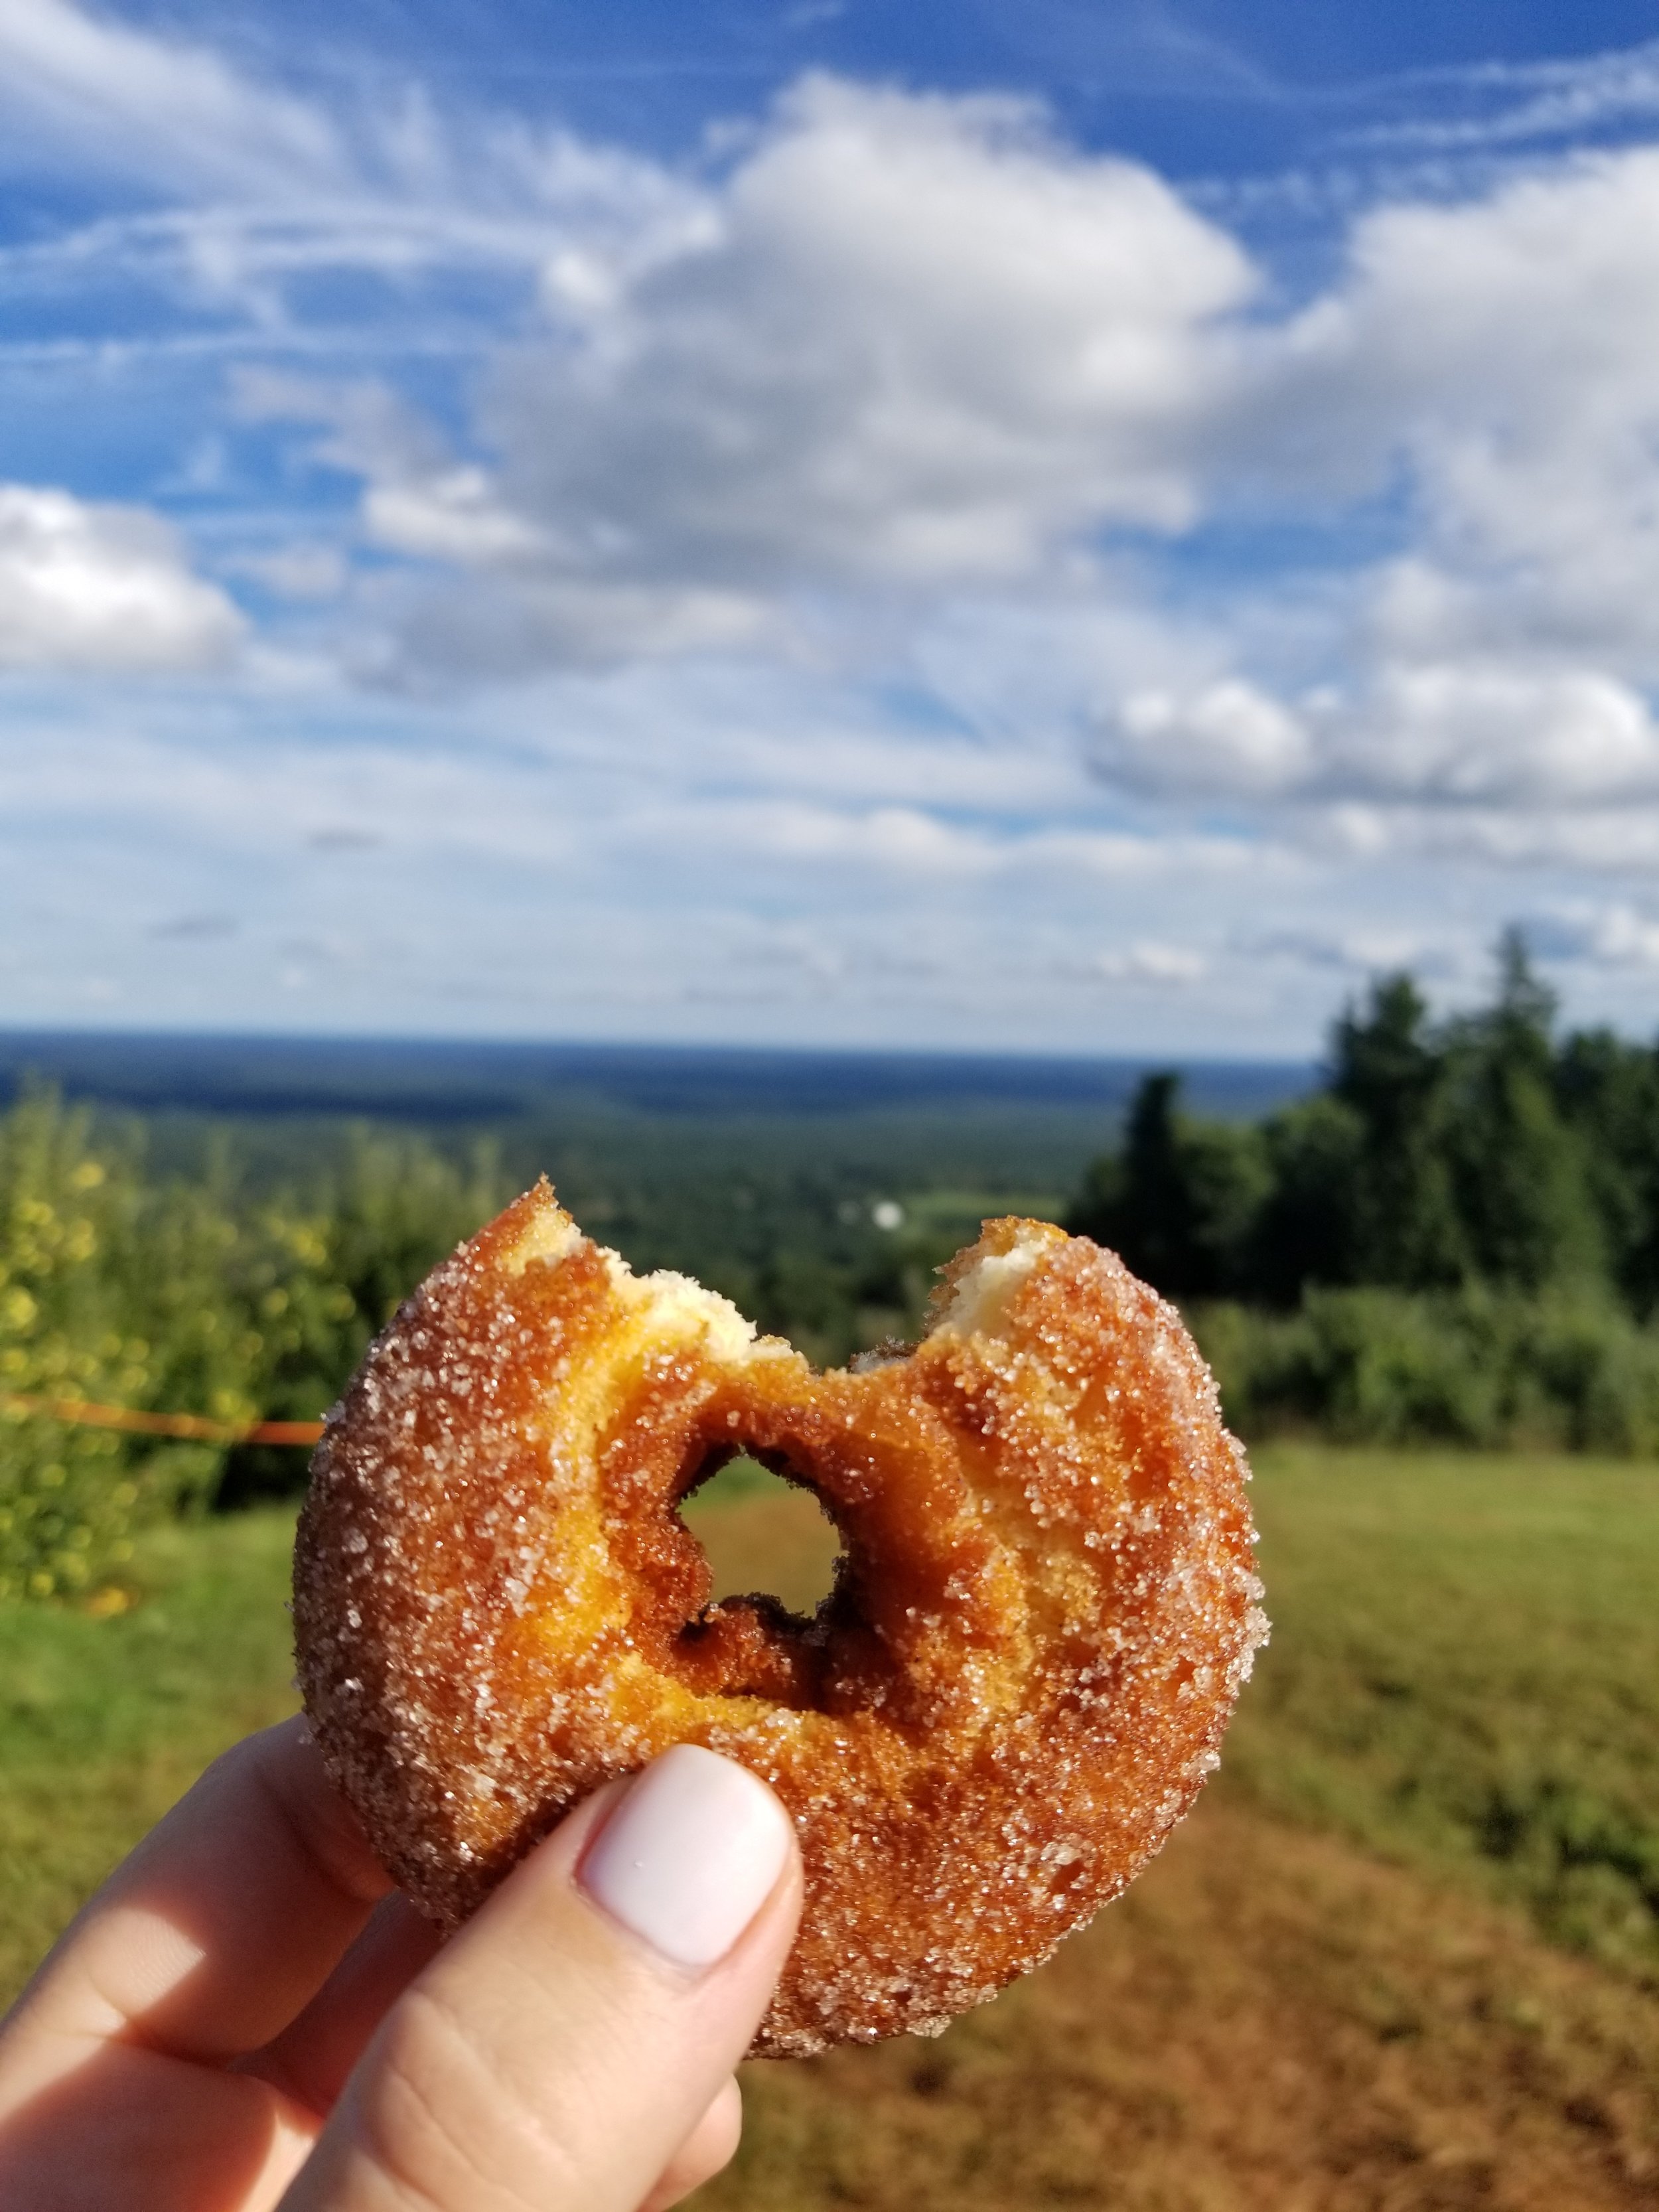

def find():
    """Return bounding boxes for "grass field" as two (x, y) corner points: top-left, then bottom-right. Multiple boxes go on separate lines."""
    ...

(2, 1449), (1657, 2205)
(1232, 1450), (1659, 1984)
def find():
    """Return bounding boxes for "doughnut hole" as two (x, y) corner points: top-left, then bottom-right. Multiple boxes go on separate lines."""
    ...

(680, 1453), (842, 1617)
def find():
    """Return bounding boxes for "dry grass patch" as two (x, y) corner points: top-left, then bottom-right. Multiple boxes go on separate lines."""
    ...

(719, 1789), (1659, 2211)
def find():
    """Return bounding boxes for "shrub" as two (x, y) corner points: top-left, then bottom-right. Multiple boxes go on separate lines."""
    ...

(214, 1130), (506, 1505)
(0, 1093), (259, 1601)
(1190, 1282), (1659, 1452)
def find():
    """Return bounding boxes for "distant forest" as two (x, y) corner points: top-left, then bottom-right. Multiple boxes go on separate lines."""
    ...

(7, 945), (1659, 1604)
(1070, 932), (1659, 1451)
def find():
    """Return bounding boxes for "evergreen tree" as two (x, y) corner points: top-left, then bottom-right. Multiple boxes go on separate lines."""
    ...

(1441, 932), (1603, 1290)
(1330, 972), (1466, 1288)
(1067, 1072), (1268, 1298)
(1067, 926), (1650, 1312)
(1555, 1027), (1659, 1311)
(1248, 1093), (1366, 1303)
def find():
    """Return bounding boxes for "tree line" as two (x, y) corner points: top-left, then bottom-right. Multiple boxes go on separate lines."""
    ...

(7, 940), (1657, 1609)
(1068, 932), (1659, 1449)
(0, 1088), (952, 1603)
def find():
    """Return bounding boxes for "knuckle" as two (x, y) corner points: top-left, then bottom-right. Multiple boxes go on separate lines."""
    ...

(360, 1984), (585, 2212)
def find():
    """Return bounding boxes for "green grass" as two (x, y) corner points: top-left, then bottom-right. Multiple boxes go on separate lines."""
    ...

(0, 1507), (299, 2002)
(1230, 1444), (1659, 1979)
(3, 1448), (1657, 2011)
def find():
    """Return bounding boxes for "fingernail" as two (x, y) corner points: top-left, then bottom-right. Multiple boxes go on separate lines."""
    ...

(578, 1745), (794, 1971)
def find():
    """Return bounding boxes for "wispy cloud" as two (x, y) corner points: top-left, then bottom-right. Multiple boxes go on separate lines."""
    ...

(9, 3), (1659, 1045)
(0, 0), (348, 196)
(1349, 38), (1659, 153)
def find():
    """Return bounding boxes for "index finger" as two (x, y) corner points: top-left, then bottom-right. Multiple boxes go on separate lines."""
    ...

(2, 1718), (392, 2072)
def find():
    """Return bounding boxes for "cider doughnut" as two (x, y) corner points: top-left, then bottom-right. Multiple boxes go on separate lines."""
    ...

(293, 1183), (1265, 2057)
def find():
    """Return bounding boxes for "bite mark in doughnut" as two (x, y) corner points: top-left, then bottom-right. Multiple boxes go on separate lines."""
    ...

(293, 1183), (1267, 2057)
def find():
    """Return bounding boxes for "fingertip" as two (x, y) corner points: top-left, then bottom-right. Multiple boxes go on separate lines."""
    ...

(640, 2075), (744, 2212)
(577, 1747), (798, 1974)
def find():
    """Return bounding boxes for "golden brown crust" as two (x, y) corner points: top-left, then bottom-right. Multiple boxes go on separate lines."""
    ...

(293, 1183), (1266, 2057)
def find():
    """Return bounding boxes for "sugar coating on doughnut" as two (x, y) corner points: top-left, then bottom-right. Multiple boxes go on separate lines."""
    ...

(293, 1183), (1267, 2057)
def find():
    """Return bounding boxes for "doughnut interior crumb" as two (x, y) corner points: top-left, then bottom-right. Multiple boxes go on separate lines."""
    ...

(294, 1182), (1267, 2058)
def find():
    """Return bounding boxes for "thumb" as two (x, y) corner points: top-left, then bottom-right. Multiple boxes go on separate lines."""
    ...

(281, 1746), (802, 2212)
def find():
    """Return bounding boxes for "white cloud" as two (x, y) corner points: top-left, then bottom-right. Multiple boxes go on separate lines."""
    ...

(1086, 940), (1207, 984)
(1077, 142), (1659, 861)
(1104, 678), (1313, 796)
(499, 76), (1253, 575)
(1527, 901), (1659, 970)
(0, 0), (346, 197)
(1254, 147), (1659, 674)
(1097, 662), (1659, 813)
(1347, 664), (1659, 803)
(1354, 40), (1659, 153)
(250, 74), (1256, 671)
(610, 796), (1260, 884)
(0, 484), (243, 674)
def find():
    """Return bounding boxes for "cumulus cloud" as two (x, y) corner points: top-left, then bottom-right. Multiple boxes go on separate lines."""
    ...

(1098, 663), (1659, 812)
(0, 484), (243, 674)
(1102, 678), (1313, 796)
(1068, 143), (1659, 875)
(1254, 147), (1659, 671)
(496, 78), (1252, 576)
(241, 75), (1255, 669)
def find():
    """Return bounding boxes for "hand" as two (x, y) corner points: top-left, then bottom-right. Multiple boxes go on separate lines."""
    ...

(0, 1718), (802, 2211)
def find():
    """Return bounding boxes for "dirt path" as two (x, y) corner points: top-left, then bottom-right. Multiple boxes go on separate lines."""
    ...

(675, 1482), (1659, 2209)
(710, 1789), (1659, 2209)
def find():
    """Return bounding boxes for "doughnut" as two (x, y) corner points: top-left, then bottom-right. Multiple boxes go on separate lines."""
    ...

(293, 1182), (1266, 2057)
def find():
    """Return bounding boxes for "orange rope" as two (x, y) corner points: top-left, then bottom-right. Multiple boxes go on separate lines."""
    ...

(0, 1393), (323, 1446)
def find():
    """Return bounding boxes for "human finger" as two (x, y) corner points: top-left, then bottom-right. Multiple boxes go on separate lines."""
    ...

(281, 1745), (801, 2212)
(244, 1893), (442, 2122)
(0, 1718), (390, 2084)
(640, 2077), (745, 2212)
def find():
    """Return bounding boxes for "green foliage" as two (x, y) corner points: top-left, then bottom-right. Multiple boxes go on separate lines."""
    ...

(0, 1092), (257, 1602)
(1327, 970), (1468, 1287)
(1439, 936), (1604, 1290)
(1193, 1284), (1659, 1451)
(1068, 936), (1659, 1449)
(1248, 1093), (1366, 1301)
(0, 1097), (512, 1578)
(1066, 1072), (1269, 1297)
(215, 1132), (508, 1506)
(1061, 930), (1659, 1450)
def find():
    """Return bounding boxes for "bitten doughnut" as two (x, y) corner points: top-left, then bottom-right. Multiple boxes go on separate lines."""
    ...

(294, 1183), (1266, 2057)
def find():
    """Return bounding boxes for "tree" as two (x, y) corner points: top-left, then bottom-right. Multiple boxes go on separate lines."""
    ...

(1248, 1093), (1366, 1303)
(1555, 1027), (1659, 1311)
(1329, 972), (1466, 1288)
(1068, 1073), (1269, 1299)
(1441, 932), (1603, 1290)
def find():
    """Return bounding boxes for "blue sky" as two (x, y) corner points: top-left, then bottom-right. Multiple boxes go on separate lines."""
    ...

(7, 1), (1659, 1052)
